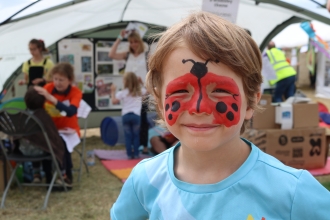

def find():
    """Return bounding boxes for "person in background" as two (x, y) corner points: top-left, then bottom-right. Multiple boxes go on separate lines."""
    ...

(108, 30), (149, 155)
(34, 62), (82, 189)
(110, 11), (330, 219)
(110, 72), (146, 159)
(149, 132), (178, 155)
(19, 39), (54, 87)
(22, 87), (66, 185)
(266, 41), (297, 102)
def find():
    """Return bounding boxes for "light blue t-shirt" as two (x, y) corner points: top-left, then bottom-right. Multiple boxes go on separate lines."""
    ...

(111, 140), (330, 220)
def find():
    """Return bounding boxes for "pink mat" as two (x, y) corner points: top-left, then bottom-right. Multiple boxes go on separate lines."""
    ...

(94, 149), (150, 160)
(307, 158), (330, 176)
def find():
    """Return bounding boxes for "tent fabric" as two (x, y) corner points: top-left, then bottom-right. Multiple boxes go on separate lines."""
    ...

(1, 0), (330, 91)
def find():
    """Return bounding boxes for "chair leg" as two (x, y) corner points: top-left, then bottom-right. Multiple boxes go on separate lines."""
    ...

(1, 165), (18, 208)
(42, 170), (58, 210)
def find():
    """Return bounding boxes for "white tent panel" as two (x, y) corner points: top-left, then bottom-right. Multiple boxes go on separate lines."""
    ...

(0, 0), (126, 89)
(273, 20), (330, 48)
(123, 0), (201, 27)
(0, 0), (327, 91)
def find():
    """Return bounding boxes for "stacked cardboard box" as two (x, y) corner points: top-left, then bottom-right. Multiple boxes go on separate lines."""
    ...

(243, 94), (328, 169)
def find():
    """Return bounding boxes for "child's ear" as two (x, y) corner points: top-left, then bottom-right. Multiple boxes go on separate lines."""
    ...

(244, 91), (261, 120)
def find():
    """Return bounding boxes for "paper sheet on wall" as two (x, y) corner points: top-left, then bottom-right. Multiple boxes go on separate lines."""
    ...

(59, 131), (81, 153)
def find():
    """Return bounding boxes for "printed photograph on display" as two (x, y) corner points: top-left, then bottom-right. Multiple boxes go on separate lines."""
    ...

(60, 54), (74, 65)
(83, 74), (94, 93)
(81, 56), (92, 72)
(98, 98), (110, 108)
(95, 75), (123, 110)
(96, 81), (112, 97)
(97, 51), (112, 62)
(97, 41), (113, 48)
(97, 64), (113, 74)
(81, 44), (92, 51)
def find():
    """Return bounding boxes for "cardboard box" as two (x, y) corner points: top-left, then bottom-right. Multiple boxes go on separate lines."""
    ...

(293, 103), (319, 128)
(259, 94), (272, 106)
(251, 105), (279, 129)
(242, 127), (328, 169)
(253, 102), (319, 130)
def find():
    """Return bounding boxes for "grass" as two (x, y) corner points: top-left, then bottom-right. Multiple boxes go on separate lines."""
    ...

(0, 133), (124, 220)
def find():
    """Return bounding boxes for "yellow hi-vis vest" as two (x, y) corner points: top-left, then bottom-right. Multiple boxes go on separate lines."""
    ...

(267, 48), (296, 86)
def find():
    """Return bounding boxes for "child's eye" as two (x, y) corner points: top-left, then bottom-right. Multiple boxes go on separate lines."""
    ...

(172, 89), (188, 94)
(212, 88), (230, 94)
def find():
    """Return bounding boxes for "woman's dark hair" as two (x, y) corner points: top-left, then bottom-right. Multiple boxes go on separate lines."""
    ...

(29, 39), (48, 53)
(24, 87), (45, 110)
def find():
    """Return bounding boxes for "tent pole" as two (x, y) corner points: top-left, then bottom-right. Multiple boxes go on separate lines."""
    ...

(0, 0), (41, 26)
(120, 0), (132, 22)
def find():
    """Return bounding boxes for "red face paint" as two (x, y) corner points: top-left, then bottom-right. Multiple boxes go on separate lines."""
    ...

(164, 59), (241, 127)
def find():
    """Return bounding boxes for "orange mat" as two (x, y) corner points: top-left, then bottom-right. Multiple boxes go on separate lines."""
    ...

(101, 159), (144, 183)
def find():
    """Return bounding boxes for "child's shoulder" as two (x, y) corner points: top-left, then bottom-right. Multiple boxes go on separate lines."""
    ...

(131, 149), (172, 181)
(253, 144), (303, 179)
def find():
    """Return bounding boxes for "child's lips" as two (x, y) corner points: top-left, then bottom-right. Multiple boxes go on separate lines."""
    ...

(183, 123), (219, 131)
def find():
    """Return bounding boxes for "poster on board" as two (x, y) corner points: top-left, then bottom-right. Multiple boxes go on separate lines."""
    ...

(96, 41), (129, 76)
(58, 38), (94, 94)
(95, 75), (124, 110)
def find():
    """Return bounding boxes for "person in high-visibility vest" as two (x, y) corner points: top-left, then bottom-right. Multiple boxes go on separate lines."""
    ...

(266, 41), (297, 102)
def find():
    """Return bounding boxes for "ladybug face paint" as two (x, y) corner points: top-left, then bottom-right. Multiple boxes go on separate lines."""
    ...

(165, 59), (241, 127)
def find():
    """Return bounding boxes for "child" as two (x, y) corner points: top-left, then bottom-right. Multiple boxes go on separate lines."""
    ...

(35, 62), (82, 188)
(19, 39), (54, 87)
(110, 12), (330, 219)
(22, 87), (66, 184)
(111, 72), (146, 159)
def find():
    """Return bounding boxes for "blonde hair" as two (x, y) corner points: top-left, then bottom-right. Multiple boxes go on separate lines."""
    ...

(123, 72), (142, 97)
(128, 31), (145, 54)
(146, 11), (263, 133)
(48, 62), (75, 81)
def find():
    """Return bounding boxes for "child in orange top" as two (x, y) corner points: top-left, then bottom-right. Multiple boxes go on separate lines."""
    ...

(35, 62), (82, 187)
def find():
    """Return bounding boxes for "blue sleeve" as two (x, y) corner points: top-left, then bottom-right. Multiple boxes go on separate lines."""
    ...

(291, 170), (330, 219)
(110, 168), (149, 220)
(55, 101), (77, 117)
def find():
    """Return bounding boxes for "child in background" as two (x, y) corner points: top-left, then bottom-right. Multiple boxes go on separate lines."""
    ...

(22, 87), (66, 184)
(35, 62), (82, 188)
(110, 12), (330, 219)
(111, 72), (146, 159)
(19, 39), (54, 87)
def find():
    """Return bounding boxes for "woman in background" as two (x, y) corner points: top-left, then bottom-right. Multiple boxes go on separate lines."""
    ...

(109, 30), (149, 154)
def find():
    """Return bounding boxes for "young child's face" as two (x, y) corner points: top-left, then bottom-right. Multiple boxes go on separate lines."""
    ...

(53, 73), (71, 92)
(160, 45), (255, 152)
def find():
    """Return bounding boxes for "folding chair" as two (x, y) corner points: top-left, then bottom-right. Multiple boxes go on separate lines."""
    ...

(0, 108), (68, 210)
(74, 99), (92, 182)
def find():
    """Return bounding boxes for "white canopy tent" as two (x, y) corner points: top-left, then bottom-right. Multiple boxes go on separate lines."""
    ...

(273, 20), (330, 48)
(1, 0), (330, 92)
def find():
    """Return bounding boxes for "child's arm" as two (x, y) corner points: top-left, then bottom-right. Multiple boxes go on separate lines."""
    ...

(291, 170), (330, 219)
(110, 168), (148, 219)
(110, 84), (120, 105)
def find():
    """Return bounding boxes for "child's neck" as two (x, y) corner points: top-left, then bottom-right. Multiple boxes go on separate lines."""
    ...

(32, 55), (43, 63)
(174, 138), (251, 184)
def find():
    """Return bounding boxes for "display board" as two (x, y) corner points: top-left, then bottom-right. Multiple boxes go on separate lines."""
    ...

(57, 38), (131, 110)
(58, 39), (94, 94)
(316, 52), (330, 98)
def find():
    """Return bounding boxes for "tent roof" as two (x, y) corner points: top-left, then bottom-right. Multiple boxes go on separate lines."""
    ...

(0, 0), (330, 91)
